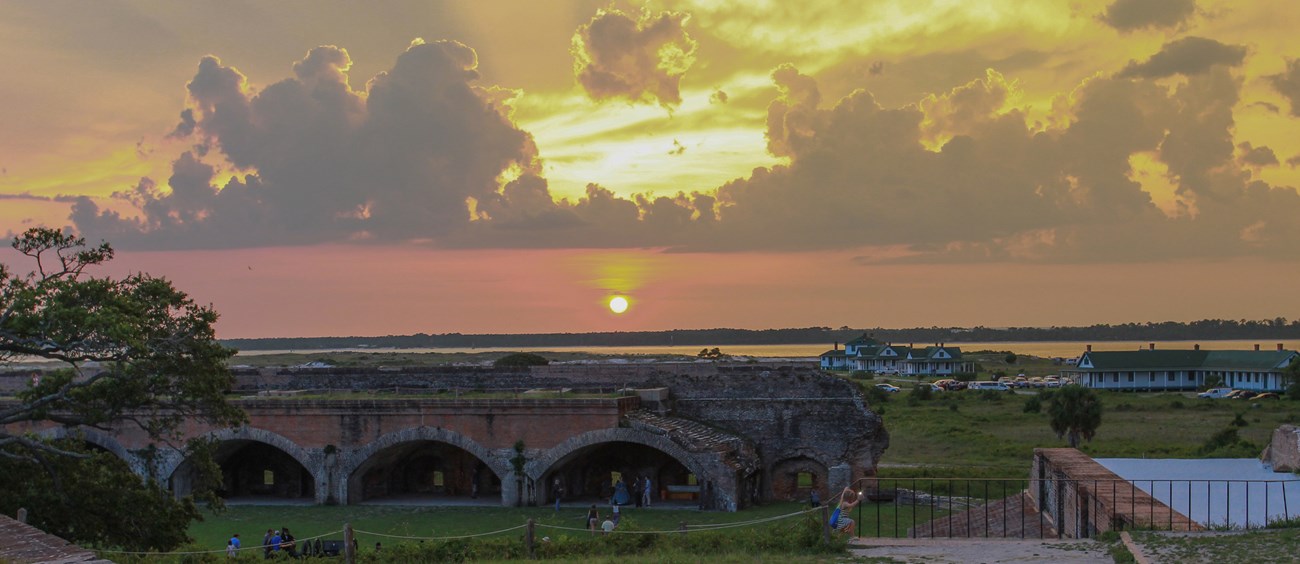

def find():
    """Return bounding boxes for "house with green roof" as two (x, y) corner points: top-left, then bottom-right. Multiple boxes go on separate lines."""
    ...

(819, 335), (974, 375)
(1061, 343), (1298, 392)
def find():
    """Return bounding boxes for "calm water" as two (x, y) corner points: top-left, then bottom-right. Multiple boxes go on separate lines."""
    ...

(234, 339), (1299, 359)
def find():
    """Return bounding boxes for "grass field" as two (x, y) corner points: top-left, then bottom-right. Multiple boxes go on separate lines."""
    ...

(869, 383), (1298, 479)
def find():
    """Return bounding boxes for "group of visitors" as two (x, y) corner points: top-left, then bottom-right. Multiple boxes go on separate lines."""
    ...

(259, 528), (301, 558)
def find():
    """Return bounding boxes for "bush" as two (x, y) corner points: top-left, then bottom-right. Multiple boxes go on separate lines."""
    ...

(850, 370), (874, 381)
(954, 372), (977, 382)
(1023, 396), (1042, 413)
(494, 352), (550, 367)
(911, 384), (934, 401)
(1198, 427), (1259, 457)
(1004, 353), (1018, 364)
(1288, 381), (1300, 400)
(865, 386), (892, 405)
(1231, 413), (1248, 427)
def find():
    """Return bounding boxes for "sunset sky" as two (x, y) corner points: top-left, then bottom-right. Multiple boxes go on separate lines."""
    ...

(3, 0), (1299, 338)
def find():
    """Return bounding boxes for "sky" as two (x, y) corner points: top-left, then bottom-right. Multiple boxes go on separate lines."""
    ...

(2, 0), (1300, 338)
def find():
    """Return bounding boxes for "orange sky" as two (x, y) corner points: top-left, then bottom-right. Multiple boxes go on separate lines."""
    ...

(2, 1), (1299, 338)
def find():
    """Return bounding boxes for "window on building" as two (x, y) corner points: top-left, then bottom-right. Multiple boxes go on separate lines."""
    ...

(434, 471), (445, 487)
(1112, 374), (1119, 383)
(687, 473), (698, 486)
(1167, 372), (1175, 381)
(1127, 373), (1134, 382)
(263, 470), (275, 486)
(797, 472), (813, 488)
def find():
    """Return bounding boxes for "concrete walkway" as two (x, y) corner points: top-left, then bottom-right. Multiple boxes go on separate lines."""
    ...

(849, 537), (1113, 563)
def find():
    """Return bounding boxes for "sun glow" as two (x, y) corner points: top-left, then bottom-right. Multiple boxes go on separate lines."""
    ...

(608, 296), (629, 314)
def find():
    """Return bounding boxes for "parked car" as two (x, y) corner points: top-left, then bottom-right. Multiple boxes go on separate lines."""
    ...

(968, 381), (1010, 391)
(1250, 393), (1280, 401)
(875, 383), (900, 393)
(926, 383), (945, 393)
(1028, 377), (1045, 388)
(1229, 390), (1257, 400)
(1197, 387), (1233, 399)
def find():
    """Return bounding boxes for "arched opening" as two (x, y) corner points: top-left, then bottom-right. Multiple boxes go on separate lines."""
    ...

(170, 440), (315, 503)
(771, 456), (828, 502)
(541, 441), (697, 507)
(348, 440), (501, 504)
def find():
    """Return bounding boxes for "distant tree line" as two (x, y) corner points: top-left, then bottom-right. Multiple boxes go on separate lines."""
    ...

(221, 318), (1300, 351)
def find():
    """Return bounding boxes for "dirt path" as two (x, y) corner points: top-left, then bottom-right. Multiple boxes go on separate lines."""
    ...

(849, 537), (1113, 563)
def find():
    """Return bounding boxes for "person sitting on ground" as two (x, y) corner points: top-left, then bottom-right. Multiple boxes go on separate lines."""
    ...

(280, 527), (298, 558)
(830, 488), (861, 534)
(601, 517), (616, 534)
(227, 539), (236, 558)
(269, 530), (282, 557)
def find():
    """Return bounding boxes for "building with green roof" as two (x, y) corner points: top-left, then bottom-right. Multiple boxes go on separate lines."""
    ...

(1061, 343), (1297, 392)
(819, 334), (974, 375)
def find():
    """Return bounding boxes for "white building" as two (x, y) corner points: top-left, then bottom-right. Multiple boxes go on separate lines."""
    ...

(820, 335), (975, 376)
(1062, 344), (1297, 392)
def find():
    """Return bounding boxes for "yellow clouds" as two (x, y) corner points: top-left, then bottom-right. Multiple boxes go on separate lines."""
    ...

(572, 8), (698, 107)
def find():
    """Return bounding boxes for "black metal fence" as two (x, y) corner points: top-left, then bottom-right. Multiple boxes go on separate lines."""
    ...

(852, 477), (1300, 539)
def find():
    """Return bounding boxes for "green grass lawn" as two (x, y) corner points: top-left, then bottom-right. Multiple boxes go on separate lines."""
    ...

(871, 386), (1299, 479)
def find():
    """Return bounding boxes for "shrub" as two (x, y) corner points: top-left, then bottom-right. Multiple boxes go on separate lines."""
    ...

(954, 372), (977, 382)
(850, 370), (874, 381)
(1023, 396), (1042, 413)
(1198, 427), (1259, 457)
(494, 352), (550, 367)
(1004, 353), (1018, 364)
(911, 384), (934, 401)
(866, 386), (891, 405)
(1231, 413), (1248, 427)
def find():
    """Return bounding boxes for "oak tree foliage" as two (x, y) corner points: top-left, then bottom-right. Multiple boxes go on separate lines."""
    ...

(0, 227), (245, 549)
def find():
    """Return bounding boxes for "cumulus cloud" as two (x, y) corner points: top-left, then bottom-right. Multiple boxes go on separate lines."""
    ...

(64, 38), (1300, 263)
(1099, 0), (1196, 31)
(1237, 143), (1278, 167)
(1267, 58), (1300, 116)
(571, 8), (697, 107)
(1117, 37), (1247, 79)
(73, 41), (540, 248)
(1118, 36), (1248, 79)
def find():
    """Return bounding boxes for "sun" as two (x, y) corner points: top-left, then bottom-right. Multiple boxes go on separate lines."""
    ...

(608, 296), (629, 314)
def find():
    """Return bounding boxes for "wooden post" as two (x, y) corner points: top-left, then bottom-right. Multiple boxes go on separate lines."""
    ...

(821, 504), (831, 545)
(344, 522), (356, 564)
(16, 508), (27, 524)
(526, 518), (536, 559)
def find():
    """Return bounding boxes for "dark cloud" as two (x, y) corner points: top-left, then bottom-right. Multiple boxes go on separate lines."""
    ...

(168, 108), (196, 138)
(1117, 37), (1246, 79)
(709, 90), (728, 104)
(1267, 58), (1300, 116)
(669, 139), (686, 155)
(1237, 143), (1278, 167)
(1099, 0), (1196, 31)
(867, 61), (884, 76)
(73, 41), (540, 249)
(1288, 155), (1300, 168)
(1247, 101), (1280, 113)
(571, 8), (697, 107)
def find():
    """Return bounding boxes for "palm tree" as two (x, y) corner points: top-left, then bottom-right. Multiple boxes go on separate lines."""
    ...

(1047, 385), (1103, 448)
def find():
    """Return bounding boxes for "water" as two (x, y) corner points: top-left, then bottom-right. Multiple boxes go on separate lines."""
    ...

(232, 339), (1299, 359)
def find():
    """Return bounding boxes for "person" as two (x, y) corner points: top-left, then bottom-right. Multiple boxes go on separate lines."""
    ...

(375, 542), (382, 553)
(268, 530), (282, 558)
(611, 502), (621, 526)
(553, 477), (564, 512)
(810, 488), (821, 508)
(632, 476), (643, 508)
(642, 476), (652, 507)
(280, 527), (298, 558)
(230, 533), (241, 551)
(262, 529), (274, 559)
(601, 517), (615, 534)
(227, 539), (237, 558)
(613, 478), (630, 505)
(830, 488), (861, 534)
(586, 504), (599, 535)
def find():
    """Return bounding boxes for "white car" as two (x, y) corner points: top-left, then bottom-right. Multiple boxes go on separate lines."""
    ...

(875, 383), (900, 393)
(1197, 387), (1233, 399)
(968, 381), (1010, 391)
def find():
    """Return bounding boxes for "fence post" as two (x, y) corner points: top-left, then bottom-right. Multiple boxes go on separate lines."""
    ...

(526, 518), (535, 559)
(16, 507), (26, 524)
(822, 504), (831, 545)
(344, 522), (356, 564)
(678, 521), (687, 536)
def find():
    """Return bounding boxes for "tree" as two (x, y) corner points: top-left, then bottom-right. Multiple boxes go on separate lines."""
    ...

(1046, 385), (1102, 448)
(0, 228), (245, 549)
(494, 352), (550, 367)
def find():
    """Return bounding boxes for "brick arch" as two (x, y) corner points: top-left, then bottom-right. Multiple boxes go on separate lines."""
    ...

(525, 427), (705, 483)
(158, 426), (318, 484)
(338, 426), (510, 484)
(36, 427), (132, 465)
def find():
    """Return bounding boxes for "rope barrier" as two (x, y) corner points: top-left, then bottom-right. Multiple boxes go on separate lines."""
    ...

(352, 524), (528, 541)
(537, 504), (819, 535)
(96, 529), (344, 556)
